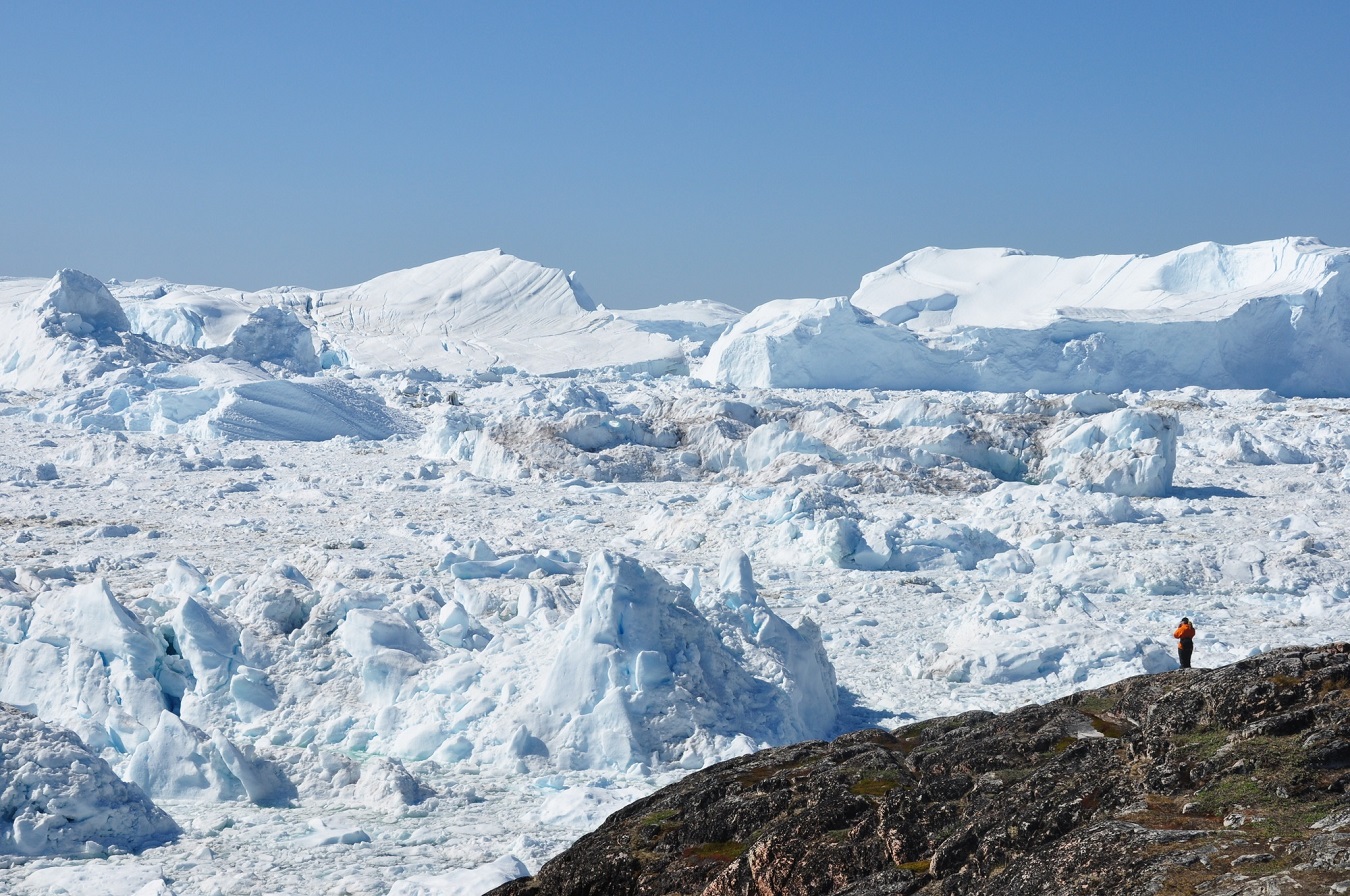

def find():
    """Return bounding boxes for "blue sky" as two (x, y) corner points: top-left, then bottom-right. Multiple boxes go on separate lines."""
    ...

(3, 2), (1348, 308)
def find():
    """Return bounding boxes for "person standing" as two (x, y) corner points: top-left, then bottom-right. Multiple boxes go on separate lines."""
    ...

(1174, 617), (1196, 669)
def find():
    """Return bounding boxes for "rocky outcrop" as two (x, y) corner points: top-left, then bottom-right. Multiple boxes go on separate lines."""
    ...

(492, 643), (1350, 896)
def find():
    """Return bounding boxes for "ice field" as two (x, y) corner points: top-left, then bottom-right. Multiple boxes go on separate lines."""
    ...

(2, 238), (1350, 894)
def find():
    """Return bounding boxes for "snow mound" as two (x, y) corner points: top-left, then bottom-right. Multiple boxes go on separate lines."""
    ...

(353, 756), (430, 808)
(0, 703), (179, 856)
(697, 297), (941, 390)
(215, 306), (320, 373)
(114, 279), (323, 366)
(206, 377), (410, 441)
(388, 855), (530, 896)
(125, 711), (292, 805)
(27, 357), (411, 442)
(118, 282), (259, 349)
(30, 269), (132, 336)
(295, 816), (370, 848)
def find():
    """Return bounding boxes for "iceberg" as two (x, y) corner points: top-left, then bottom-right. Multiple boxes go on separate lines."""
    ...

(0, 703), (179, 856)
(704, 237), (1350, 396)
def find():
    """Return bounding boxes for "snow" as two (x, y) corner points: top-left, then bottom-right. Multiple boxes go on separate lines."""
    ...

(1, 239), (1350, 893)
(535, 550), (834, 771)
(1, 578), (168, 753)
(854, 239), (1338, 333)
(32, 269), (132, 336)
(0, 272), (176, 394)
(125, 712), (273, 803)
(387, 855), (530, 896)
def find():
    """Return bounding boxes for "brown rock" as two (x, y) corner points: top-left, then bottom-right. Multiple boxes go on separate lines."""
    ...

(491, 643), (1350, 896)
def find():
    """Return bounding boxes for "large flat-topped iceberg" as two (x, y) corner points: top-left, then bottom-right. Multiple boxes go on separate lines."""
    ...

(703, 237), (1350, 396)
(853, 237), (1341, 329)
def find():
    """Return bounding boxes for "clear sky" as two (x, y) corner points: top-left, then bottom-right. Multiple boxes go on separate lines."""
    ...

(3, 2), (1348, 309)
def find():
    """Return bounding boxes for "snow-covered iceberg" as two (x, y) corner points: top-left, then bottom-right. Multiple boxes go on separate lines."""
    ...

(307, 250), (688, 377)
(697, 297), (946, 390)
(0, 703), (180, 856)
(0, 270), (177, 392)
(1036, 408), (1178, 497)
(703, 237), (1350, 396)
(13, 237), (1350, 401)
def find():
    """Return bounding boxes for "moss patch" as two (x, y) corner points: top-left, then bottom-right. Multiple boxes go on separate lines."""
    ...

(1190, 776), (1267, 816)
(1075, 694), (1121, 715)
(735, 756), (815, 788)
(1318, 674), (1350, 697)
(1171, 729), (1230, 759)
(1121, 794), (1223, 831)
(683, 841), (747, 863)
(994, 767), (1036, 785)
(851, 774), (904, 798)
(1184, 732), (1335, 834)
(638, 809), (678, 826)
(890, 720), (931, 754)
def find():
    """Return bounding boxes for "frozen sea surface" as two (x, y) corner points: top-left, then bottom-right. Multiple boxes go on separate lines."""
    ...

(2, 382), (1349, 895)
(2, 240), (1350, 894)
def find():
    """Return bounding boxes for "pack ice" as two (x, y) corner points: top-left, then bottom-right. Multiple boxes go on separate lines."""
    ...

(0, 237), (1348, 894)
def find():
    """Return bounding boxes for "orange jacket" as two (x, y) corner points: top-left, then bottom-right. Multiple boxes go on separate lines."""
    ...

(1174, 621), (1195, 643)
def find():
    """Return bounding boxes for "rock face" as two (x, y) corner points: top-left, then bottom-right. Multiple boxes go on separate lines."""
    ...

(492, 643), (1350, 896)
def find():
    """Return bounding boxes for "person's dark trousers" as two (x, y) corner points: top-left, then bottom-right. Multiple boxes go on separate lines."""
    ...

(1178, 639), (1193, 669)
